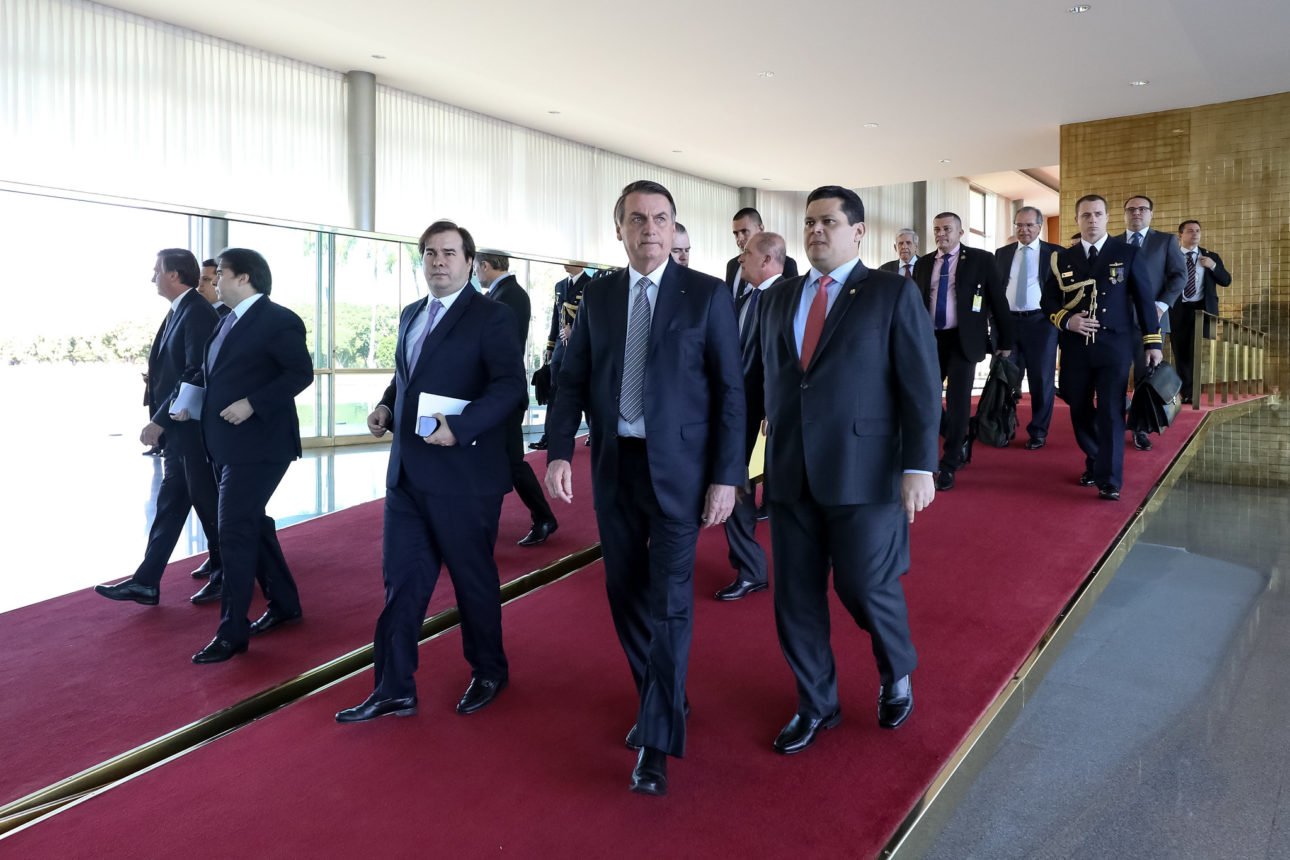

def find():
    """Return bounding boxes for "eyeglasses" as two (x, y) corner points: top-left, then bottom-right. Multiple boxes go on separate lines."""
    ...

(1012, 222), (1040, 229)
(1124, 206), (1152, 214)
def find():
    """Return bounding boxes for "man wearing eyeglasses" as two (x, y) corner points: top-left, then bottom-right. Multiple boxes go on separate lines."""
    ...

(995, 208), (1062, 449)
(1119, 195), (1185, 451)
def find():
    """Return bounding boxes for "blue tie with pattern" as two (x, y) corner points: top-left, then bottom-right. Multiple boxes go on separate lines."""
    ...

(934, 255), (951, 329)
(619, 278), (651, 424)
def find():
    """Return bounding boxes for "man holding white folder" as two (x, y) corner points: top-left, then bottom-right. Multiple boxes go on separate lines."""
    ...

(337, 220), (526, 723)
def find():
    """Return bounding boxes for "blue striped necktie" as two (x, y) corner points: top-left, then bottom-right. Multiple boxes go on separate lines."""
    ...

(619, 278), (651, 423)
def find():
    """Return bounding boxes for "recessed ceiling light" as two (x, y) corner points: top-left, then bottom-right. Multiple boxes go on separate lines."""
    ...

(939, 158), (952, 164)
(1129, 80), (1150, 87)
(672, 149), (683, 153)
(762, 178), (772, 181)
(863, 122), (880, 129)
(1068, 4), (1091, 13)
(757, 70), (775, 78)
(548, 110), (561, 114)
(370, 54), (386, 60)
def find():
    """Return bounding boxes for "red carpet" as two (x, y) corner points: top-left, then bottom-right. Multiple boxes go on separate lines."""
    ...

(2, 402), (1242, 857)
(0, 447), (596, 809)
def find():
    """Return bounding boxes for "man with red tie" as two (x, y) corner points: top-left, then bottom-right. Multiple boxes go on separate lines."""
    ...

(745, 186), (941, 755)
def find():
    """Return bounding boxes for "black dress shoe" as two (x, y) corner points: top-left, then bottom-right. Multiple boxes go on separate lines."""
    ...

(190, 579), (223, 605)
(250, 607), (302, 636)
(1182, 395), (1192, 405)
(1098, 484), (1121, 501)
(583, 436), (591, 447)
(1024, 437), (1046, 450)
(772, 710), (841, 755)
(878, 676), (914, 729)
(456, 677), (507, 714)
(192, 638), (248, 664)
(1133, 431), (1153, 451)
(142, 447), (162, 457)
(336, 693), (418, 723)
(517, 519), (558, 547)
(528, 438), (547, 450)
(935, 470), (955, 491)
(1079, 470), (1097, 487)
(755, 505), (769, 522)
(94, 580), (159, 606)
(630, 747), (668, 796)
(190, 559), (217, 579)
(714, 578), (768, 601)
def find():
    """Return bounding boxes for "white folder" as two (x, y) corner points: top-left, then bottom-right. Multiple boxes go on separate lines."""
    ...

(170, 382), (205, 419)
(417, 392), (471, 436)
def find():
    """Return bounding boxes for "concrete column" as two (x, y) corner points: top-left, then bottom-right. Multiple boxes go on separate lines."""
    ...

(912, 181), (928, 247)
(205, 217), (228, 259)
(737, 186), (757, 210)
(345, 70), (377, 232)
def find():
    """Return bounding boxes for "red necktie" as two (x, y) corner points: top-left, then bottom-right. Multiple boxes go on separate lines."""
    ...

(903, 264), (912, 279)
(799, 275), (833, 369)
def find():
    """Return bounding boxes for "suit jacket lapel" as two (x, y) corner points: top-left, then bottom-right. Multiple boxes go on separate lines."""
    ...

(649, 260), (681, 357)
(410, 286), (475, 378)
(782, 274), (806, 361)
(807, 263), (865, 370)
(395, 298), (423, 382)
(606, 269), (629, 403)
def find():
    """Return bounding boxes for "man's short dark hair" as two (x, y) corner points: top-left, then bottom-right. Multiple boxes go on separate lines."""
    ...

(1124, 194), (1154, 210)
(476, 252), (509, 271)
(613, 180), (677, 227)
(805, 186), (865, 225)
(933, 211), (963, 228)
(1076, 194), (1108, 213)
(732, 207), (763, 226)
(201, 258), (216, 269)
(1179, 219), (1202, 233)
(216, 248), (272, 296)
(417, 220), (477, 262)
(674, 221), (688, 234)
(157, 248), (200, 289)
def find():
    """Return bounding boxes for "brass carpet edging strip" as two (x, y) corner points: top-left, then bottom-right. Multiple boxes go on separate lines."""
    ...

(881, 397), (1266, 859)
(0, 543), (603, 837)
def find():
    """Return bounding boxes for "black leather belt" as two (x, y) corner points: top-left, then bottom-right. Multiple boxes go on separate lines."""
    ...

(1012, 309), (1044, 318)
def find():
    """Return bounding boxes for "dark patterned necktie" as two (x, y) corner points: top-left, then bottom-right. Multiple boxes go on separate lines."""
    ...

(619, 278), (651, 423)
(1184, 252), (1198, 301)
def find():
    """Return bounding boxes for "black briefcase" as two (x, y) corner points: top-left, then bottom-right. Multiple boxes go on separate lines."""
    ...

(1128, 363), (1181, 434)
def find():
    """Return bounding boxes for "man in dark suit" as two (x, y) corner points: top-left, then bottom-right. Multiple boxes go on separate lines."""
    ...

(878, 228), (920, 280)
(1171, 220), (1231, 403)
(670, 222), (691, 268)
(545, 180), (745, 796)
(95, 249), (222, 607)
(745, 186), (941, 755)
(531, 264), (590, 451)
(1043, 195), (1163, 501)
(725, 207), (799, 299)
(995, 206), (1063, 448)
(337, 221), (526, 723)
(185, 248), (313, 663)
(476, 252), (559, 547)
(913, 212), (1014, 490)
(714, 231), (786, 602)
(1120, 195), (1186, 451)
(197, 258), (233, 319)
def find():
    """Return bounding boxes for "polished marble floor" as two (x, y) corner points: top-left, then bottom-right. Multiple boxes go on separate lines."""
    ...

(928, 456), (1290, 857)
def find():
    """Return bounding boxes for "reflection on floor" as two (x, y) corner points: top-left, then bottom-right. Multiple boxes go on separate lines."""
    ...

(927, 476), (1290, 859)
(0, 440), (391, 614)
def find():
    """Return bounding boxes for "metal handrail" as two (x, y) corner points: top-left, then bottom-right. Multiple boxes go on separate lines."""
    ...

(1191, 310), (1267, 409)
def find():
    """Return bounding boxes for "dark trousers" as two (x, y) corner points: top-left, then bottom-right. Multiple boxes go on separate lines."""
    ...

(935, 328), (975, 472)
(133, 449), (220, 588)
(213, 461), (301, 646)
(505, 405), (554, 525)
(1008, 311), (1058, 441)
(372, 477), (507, 701)
(770, 484), (916, 719)
(1170, 299), (1208, 398)
(595, 439), (698, 758)
(722, 487), (766, 584)
(1060, 354), (1129, 488)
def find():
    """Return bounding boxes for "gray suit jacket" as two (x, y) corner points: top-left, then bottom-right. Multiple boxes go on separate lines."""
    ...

(1118, 228), (1186, 333)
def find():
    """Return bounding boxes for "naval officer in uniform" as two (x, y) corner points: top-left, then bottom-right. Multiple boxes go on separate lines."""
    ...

(1042, 194), (1162, 501)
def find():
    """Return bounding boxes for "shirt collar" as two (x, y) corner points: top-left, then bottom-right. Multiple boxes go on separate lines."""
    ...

(230, 292), (264, 319)
(169, 289), (191, 312)
(938, 244), (962, 260)
(1081, 234), (1109, 255)
(756, 273), (782, 291)
(807, 256), (861, 288)
(428, 283), (468, 312)
(627, 259), (669, 287)
(1019, 239), (1041, 252)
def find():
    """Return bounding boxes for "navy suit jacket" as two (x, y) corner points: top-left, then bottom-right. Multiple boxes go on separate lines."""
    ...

(1181, 246), (1232, 315)
(994, 240), (1063, 308)
(746, 262), (941, 507)
(913, 246), (1015, 359)
(148, 289), (220, 457)
(1118, 228), (1186, 333)
(726, 254), (798, 296)
(1042, 237), (1161, 366)
(200, 296), (313, 465)
(488, 274), (531, 354)
(379, 286), (526, 496)
(547, 259), (746, 520)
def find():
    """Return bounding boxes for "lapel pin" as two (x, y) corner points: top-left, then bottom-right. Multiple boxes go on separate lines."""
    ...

(849, 288), (856, 295)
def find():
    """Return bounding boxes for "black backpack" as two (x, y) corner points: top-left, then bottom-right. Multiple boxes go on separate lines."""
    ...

(970, 356), (1023, 448)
